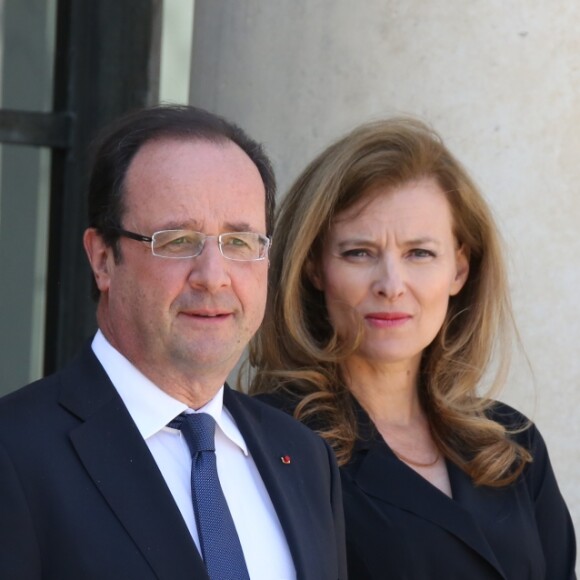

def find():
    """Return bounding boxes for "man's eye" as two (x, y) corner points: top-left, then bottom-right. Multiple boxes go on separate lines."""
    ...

(159, 234), (199, 252)
(224, 236), (251, 248)
(170, 236), (193, 245)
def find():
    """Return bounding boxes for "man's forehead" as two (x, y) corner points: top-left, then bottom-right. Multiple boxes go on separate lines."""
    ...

(124, 137), (257, 189)
(121, 136), (266, 229)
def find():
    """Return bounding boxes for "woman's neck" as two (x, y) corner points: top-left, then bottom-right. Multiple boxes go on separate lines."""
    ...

(344, 354), (452, 497)
(344, 354), (423, 425)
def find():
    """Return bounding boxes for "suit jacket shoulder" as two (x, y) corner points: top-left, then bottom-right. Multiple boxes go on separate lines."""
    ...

(0, 350), (347, 580)
(0, 346), (209, 580)
(256, 391), (576, 579)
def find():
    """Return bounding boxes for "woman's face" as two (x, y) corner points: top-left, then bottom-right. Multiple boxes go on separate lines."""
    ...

(312, 178), (469, 370)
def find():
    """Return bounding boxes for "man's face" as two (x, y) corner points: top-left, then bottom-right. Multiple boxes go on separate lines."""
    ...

(87, 137), (269, 386)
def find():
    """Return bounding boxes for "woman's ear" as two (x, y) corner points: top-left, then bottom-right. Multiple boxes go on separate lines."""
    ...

(305, 256), (324, 291)
(450, 244), (469, 296)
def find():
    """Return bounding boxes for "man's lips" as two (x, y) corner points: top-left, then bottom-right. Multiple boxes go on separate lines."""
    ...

(180, 310), (233, 319)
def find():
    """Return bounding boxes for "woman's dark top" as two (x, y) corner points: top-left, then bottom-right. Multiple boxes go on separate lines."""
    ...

(256, 393), (577, 579)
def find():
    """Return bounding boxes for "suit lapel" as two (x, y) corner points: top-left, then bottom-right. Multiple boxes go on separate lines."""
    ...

(59, 345), (208, 580)
(352, 438), (507, 579)
(224, 387), (313, 579)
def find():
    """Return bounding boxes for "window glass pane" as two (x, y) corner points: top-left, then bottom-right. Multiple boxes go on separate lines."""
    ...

(0, 0), (56, 393)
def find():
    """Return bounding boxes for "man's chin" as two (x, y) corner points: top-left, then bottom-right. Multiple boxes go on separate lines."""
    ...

(171, 344), (242, 379)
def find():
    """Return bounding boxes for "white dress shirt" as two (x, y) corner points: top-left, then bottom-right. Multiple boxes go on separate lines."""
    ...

(92, 331), (295, 580)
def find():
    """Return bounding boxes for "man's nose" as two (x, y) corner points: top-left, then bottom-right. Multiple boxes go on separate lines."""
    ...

(187, 238), (231, 291)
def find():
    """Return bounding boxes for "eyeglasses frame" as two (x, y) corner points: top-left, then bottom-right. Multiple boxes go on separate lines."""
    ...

(108, 227), (271, 261)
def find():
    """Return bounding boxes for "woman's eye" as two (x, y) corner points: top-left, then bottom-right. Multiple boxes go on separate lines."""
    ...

(409, 248), (436, 259)
(341, 248), (372, 259)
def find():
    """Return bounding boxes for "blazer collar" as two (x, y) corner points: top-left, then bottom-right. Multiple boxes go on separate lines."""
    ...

(350, 405), (507, 579)
(58, 343), (208, 580)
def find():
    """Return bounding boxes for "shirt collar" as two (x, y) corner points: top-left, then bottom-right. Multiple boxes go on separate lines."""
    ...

(91, 330), (248, 455)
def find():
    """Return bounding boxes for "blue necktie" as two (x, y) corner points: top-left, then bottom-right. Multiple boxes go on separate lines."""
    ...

(169, 413), (250, 580)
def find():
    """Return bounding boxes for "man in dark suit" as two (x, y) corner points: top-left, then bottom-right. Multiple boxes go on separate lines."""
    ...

(0, 105), (346, 580)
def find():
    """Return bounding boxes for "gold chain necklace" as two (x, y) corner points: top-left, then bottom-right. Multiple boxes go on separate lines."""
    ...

(392, 448), (441, 468)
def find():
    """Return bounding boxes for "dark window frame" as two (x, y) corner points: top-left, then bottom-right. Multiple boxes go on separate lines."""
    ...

(0, 0), (162, 374)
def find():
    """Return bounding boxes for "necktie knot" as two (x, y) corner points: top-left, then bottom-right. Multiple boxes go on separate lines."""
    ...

(169, 413), (216, 455)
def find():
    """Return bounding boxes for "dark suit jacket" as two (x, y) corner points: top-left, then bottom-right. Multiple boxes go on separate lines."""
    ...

(0, 344), (346, 580)
(258, 394), (577, 580)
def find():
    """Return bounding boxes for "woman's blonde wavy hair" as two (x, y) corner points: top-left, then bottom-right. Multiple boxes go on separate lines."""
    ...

(250, 117), (531, 487)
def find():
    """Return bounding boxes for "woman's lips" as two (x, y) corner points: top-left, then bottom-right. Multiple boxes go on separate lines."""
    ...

(364, 312), (412, 328)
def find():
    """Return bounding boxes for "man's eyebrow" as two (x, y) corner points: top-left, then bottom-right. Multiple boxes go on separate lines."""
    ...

(153, 220), (199, 231)
(223, 221), (257, 232)
(155, 221), (258, 232)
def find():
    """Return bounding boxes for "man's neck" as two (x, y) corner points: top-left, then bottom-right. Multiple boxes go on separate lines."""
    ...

(95, 328), (228, 410)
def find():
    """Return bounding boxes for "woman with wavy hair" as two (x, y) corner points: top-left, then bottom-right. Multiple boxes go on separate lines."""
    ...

(250, 118), (576, 579)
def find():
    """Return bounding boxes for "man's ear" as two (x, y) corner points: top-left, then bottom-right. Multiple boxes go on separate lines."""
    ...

(450, 244), (469, 296)
(83, 228), (114, 293)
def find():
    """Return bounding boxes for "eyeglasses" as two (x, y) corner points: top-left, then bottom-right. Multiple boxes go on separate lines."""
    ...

(112, 228), (271, 261)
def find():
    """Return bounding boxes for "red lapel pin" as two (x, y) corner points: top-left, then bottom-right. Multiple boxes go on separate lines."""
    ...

(280, 455), (291, 465)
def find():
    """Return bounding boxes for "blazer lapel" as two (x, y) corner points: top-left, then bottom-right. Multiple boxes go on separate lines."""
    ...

(353, 438), (507, 579)
(224, 387), (315, 580)
(59, 345), (208, 580)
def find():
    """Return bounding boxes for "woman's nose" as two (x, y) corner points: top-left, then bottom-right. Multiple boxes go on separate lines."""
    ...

(371, 256), (405, 300)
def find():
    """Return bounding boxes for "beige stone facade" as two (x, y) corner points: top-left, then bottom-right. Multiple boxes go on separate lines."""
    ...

(190, 1), (580, 564)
